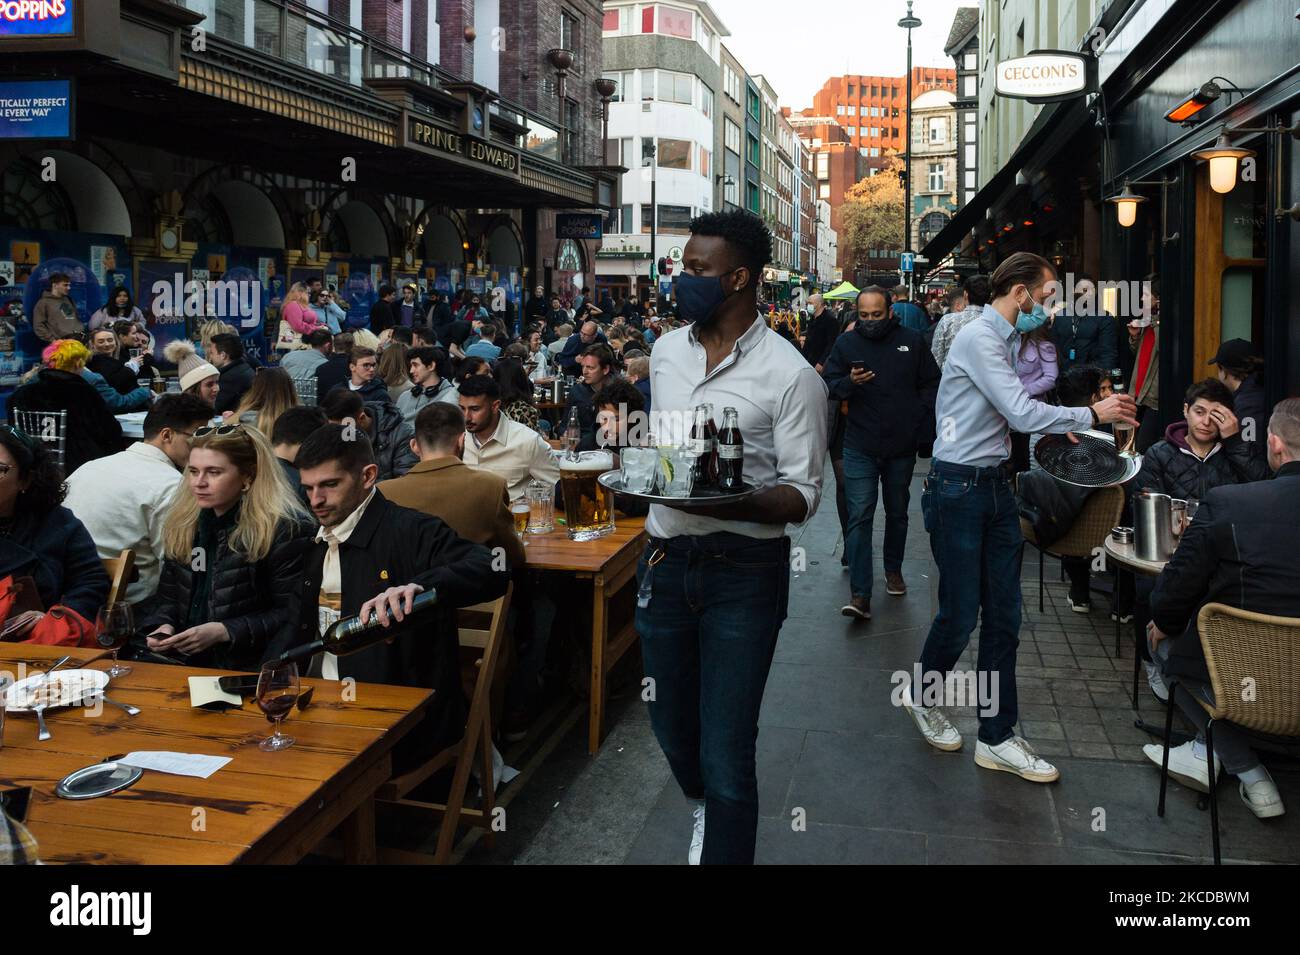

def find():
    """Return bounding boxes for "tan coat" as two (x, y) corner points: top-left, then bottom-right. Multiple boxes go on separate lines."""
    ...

(379, 457), (526, 571)
(33, 292), (84, 343)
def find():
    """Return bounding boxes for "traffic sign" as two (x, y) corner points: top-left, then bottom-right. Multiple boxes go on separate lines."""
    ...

(900, 252), (915, 273)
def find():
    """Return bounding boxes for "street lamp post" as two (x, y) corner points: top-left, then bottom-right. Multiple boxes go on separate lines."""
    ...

(644, 142), (657, 304)
(898, 0), (921, 298)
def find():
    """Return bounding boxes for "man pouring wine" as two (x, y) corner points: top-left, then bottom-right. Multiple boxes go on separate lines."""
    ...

(287, 424), (511, 768)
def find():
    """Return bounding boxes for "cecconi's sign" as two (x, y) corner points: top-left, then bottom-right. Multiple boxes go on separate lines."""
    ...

(995, 51), (1090, 101)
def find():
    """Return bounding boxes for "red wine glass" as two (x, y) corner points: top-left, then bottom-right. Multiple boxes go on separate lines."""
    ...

(256, 660), (300, 752)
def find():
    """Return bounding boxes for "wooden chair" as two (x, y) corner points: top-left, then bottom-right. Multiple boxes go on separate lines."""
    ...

(1021, 484), (1125, 617)
(376, 583), (513, 864)
(1156, 603), (1300, 864)
(101, 549), (136, 607)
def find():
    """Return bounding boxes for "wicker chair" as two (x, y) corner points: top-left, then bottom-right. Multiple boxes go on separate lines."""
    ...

(1021, 484), (1125, 617)
(1156, 603), (1300, 864)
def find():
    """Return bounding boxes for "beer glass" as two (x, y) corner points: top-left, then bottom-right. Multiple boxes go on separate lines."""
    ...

(510, 501), (531, 545)
(1112, 382), (1136, 457)
(560, 450), (616, 541)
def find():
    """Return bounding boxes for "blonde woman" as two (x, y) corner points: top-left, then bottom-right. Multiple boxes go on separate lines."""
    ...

(139, 424), (312, 668)
(234, 366), (299, 435)
(278, 282), (321, 352)
(198, 319), (236, 360)
(377, 342), (410, 405)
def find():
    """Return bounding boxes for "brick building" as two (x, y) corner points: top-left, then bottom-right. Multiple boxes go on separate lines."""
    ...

(806, 68), (956, 159)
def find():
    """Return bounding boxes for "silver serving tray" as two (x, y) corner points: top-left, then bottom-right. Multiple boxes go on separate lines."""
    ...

(598, 471), (761, 507)
(1034, 429), (1142, 488)
(56, 761), (144, 800)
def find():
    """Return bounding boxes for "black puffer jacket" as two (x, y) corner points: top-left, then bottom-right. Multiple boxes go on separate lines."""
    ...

(139, 516), (314, 670)
(364, 400), (418, 481)
(1231, 375), (1267, 462)
(9, 368), (123, 475)
(1133, 421), (1268, 501)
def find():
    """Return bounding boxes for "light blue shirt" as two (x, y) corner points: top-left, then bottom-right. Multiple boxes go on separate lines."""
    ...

(932, 305), (1091, 468)
(311, 302), (344, 335)
(464, 339), (501, 360)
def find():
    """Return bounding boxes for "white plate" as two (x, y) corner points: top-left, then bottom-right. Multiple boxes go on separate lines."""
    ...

(3, 668), (109, 711)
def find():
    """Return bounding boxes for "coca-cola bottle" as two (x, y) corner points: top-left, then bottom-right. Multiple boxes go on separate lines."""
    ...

(689, 404), (717, 488)
(703, 403), (720, 482)
(718, 407), (744, 491)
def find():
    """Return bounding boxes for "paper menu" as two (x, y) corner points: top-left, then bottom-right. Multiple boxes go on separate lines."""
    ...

(117, 752), (232, 779)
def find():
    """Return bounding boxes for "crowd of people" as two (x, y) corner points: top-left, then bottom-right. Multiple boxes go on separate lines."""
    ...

(4, 210), (1294, 866)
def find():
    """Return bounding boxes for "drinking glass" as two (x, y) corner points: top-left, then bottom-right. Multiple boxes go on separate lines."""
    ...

(621, 447), (659, 494)
(525, 479), (555, 534)
(95, 603), (134, 679)
(661, 447), (696, 498)
(510, 501), (531, 545)
(256, 660), (300, 752)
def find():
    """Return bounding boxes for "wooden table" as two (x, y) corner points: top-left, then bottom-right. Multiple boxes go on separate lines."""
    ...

(0, 643), (432, 864)
(525, 515), (647, 755)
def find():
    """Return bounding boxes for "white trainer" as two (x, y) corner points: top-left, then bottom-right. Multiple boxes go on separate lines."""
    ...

(975, 736), (1060, 783)
(1240, 778), (1286, 819)
(901, 685), (962, 752)
(1143, 740), (1222, 794)
(1144, 661), (1170, 702)
(688, 803), (705, 865)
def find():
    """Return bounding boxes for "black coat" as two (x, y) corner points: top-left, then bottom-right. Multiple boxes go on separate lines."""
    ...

(565, 381), (599, 452)
(556, 331), (607, 376)
(1133, 421), (1268, 501)
(284, 492), (511, 766)
(1051, 307), (1119, 373)
(427, 301), (453, 333)
(364, 400), (418, 481)
(139, 517), (313, 670)
(368, 299), (394, 334)
(9, 369), (123, 476)
(1150, 462), (1300, 683)
(0, 504), (108, 621)
(801, 309), (840, 368)
(325, 377), (393, 410)
(822, 319), (941, 459)
(315, 354), (351, 397)
(215, 358), (255, 415)
(88, 353), (152, 395)
(439, 319), (473, 350)
(1231, 375), (1267, 462)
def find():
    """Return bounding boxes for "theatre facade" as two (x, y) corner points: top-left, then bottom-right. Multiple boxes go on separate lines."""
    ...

(0, 0), (619, 380)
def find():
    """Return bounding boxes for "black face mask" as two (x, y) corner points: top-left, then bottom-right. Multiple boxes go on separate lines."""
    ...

(856, 313), (898, 340)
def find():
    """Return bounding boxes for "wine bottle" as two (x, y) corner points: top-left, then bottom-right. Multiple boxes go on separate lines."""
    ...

(277, 589), (439, 664)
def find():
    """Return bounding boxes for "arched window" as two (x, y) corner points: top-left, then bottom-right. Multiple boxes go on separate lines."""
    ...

(0, 159), (74, 232)
(918, 210), (949, 247)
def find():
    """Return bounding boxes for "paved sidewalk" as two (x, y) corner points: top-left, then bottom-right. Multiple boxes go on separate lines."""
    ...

(467, 460), (1300, 865)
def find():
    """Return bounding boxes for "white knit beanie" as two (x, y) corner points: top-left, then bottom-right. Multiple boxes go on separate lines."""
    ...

(164, 340), (219, 392)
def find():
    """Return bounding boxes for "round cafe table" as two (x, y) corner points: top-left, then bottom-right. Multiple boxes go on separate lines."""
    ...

(1102, 537), (1191, 743)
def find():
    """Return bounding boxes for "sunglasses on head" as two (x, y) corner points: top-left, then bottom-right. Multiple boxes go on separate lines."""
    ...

(193, 423), (248, 438)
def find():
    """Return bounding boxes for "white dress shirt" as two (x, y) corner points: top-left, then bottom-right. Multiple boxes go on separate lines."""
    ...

(316, 488), (377, 681)
(933, 305), (1091, 467)
(463, 412), (561, 501)
(64, 442), (182, 604)
(528, 347), (551, 382)
(646, 317), (828, 540)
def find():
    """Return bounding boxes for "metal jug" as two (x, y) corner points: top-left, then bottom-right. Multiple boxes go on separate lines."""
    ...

(1134, 491), (1175, 562)
(550, 377), (568, 404)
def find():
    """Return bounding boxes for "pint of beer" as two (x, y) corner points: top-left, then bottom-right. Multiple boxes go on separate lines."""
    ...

(510, 502), (531, 539)
(560, 450), (616, 541)
(1113, 422), (1136, 457)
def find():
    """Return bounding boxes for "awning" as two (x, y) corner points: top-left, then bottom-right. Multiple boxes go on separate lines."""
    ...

(919, 97), (1091, 268)
(823, 281), (860, 300)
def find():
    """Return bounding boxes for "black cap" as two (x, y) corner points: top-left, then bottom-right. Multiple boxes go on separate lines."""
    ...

(1208, 338), (1257, 367)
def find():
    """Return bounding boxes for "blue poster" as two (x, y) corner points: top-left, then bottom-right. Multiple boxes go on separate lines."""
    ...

(0, 79), (72, 139)
(0, 1), (74, 36)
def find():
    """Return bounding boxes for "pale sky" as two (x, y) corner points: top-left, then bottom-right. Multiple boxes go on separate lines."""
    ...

(708, 0), (971, 111)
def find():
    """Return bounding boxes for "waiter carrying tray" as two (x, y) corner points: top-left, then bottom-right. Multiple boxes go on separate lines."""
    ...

(638, 209), (827, 865)
(901, 252), (1137, 782)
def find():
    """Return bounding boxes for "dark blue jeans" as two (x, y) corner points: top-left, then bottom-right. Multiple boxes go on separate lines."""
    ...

(842, 447), (914, 600)
(635, 532), (791, 865)
(917, 461), (1023, 745)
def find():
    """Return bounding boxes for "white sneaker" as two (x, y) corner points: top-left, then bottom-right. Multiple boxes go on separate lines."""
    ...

(1143, 740), (1222, 794)
(975, 736), (1060, 783)
(901, 685), (962, 752)
(688, 803), (705, 865)
(1068, 596), (1091, 613)
(1111, 610), (1134, 624)
(1144, 661), (1170, 702)
(1239, 778), (1286, 819)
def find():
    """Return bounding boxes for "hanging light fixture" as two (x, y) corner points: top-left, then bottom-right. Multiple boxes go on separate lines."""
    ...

(1105, 181), (1147, 228)
(1191, 129), (1256, 194)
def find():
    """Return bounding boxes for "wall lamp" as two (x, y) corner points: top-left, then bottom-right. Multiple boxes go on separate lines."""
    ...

(1106, 177), (1180, 244)
(1191, 121), (1300, 218)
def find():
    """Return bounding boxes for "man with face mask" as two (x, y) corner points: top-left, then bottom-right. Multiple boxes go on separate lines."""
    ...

(637, 209), (827, 865)
(822, 286), (940, 619)
(902, 252), (1137, 784)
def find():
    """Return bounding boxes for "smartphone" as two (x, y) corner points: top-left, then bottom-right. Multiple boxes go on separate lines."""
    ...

(217, 674), (260, 697)
(851, 361), (871, 374)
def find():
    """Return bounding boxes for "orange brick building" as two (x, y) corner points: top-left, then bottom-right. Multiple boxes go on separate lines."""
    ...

(806, 68), (956, 158)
